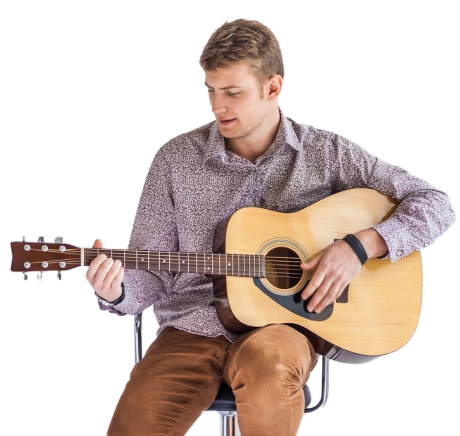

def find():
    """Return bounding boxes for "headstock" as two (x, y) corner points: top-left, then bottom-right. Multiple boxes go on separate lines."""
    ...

(11, 237), (81, 280)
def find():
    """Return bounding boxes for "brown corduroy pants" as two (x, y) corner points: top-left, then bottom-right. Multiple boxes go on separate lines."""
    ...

(107, 323), (316, 436)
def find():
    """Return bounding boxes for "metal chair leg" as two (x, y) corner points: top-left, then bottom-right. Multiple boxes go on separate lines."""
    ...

(304, 355), (330, 413)
(219, 411), (237, 436)
(134, 312), (143, 364)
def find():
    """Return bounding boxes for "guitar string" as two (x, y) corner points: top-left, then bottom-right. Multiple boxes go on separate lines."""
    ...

(24, 264), (302, 278)
(28, 256), (304, 266)
(28, 248), (307, 261)
(24, 259), (302, 277)
(26, 257), (306, 270)
(38, 248), (306, 259)
(24, 260), (305, 278)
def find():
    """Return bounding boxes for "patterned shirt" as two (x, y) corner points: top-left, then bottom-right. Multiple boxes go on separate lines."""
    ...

(98, 107), (456, 342)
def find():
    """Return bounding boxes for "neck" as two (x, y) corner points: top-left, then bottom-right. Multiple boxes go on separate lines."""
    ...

(81, 247), (266, 277)
(227, 105), (281, 163)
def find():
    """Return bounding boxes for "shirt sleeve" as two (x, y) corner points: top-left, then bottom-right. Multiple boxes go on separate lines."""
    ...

(328, 133), (456, 262)
(98, 148), (178, 315)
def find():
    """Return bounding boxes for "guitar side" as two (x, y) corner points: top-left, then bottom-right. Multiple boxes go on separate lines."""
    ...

(213, 189), (423, 363)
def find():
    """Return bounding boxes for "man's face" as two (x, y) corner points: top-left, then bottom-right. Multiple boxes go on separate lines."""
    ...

(204, 62), (271, 140)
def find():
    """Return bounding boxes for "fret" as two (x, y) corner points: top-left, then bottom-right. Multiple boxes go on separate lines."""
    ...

(187, 252), (189, 273)
(225, 254), (227, 276)
(138, 251), (148, 270)
(219, 253), (221, 275)
(179, 253), (186, 272)
(178, 252), (180, 272)
(136, 250), (138, 269)
(196, 253), (198, 274)
(168, 252), (170, 272)
(212, 253), (214, 274)
(231, 253), (233, 276)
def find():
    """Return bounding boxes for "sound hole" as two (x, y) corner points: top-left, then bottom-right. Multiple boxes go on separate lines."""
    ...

(265, 247), (302, 290)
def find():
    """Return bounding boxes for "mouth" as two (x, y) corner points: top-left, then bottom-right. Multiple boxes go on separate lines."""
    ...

(219, 118), (236, 126)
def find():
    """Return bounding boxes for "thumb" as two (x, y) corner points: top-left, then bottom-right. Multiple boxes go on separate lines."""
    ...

(300, 252), (323, 270)
(92, 239), (103, 249)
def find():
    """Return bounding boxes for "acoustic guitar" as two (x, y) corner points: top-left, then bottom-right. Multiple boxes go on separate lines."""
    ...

(10, 188), (422, 363)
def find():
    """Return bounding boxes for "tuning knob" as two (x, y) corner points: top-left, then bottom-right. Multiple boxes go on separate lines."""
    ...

(38, 236), (44, 243)
(34, 271), (48, 285)
(23, 272), (28, 280)
(57, 271), (62, 280)
(55, 237), (63, 243)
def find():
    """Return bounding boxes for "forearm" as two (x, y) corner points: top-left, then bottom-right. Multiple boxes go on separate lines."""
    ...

(355, 228), (388, 259)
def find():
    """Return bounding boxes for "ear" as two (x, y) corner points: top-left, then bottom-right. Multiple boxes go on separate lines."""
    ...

(267, 74), (283, 100)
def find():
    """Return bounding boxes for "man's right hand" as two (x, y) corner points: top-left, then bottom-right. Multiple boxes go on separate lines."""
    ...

(86, 239), (124, 303)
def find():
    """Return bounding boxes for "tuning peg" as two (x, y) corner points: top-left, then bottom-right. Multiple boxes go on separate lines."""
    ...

(38, 236), (44, 243)
(23, 272), (28, 280)
(23, 236), (26, 242)
(34, 271), (48, 285)
(57, 271), (62, 280)
(55, 237), (63, 243)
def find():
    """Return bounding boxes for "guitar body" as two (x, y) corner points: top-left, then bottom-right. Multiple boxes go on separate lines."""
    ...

(213, 189), (423, 363)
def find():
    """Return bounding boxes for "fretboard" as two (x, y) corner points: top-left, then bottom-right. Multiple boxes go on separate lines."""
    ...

(82, 249), (265, 277)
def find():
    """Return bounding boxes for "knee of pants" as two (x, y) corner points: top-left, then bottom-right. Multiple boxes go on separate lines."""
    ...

(234, 324), (312, 391)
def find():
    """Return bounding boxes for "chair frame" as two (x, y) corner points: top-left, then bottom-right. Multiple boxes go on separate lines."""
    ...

(134, 312), (330, 436)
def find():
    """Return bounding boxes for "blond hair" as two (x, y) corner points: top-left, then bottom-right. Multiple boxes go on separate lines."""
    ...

(199, 19), (284, 95)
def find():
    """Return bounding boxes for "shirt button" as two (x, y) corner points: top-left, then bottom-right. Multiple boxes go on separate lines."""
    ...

(424, 243), (429, 248)
(396, 250), (402, 256)
(250, 202), (255, 207)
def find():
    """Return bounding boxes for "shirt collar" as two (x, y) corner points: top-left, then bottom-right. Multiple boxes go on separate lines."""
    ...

(203, 107), (301, 164)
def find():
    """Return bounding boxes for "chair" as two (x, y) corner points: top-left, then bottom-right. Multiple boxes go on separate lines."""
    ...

(134, 312), (330, 436)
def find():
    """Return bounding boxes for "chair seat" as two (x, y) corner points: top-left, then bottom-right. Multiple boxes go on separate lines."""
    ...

(206, 382), (311, 412)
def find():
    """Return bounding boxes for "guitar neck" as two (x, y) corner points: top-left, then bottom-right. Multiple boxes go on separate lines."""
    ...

(82, 248), (266, 277)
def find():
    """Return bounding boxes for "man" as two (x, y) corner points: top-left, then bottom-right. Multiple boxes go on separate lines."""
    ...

(86, 19), (455, 436)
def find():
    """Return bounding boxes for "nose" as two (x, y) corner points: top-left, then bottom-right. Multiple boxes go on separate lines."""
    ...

(211, 93), (227, 116)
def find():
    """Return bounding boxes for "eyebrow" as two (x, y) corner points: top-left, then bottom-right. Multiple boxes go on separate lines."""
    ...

(204, 82), (243, 90)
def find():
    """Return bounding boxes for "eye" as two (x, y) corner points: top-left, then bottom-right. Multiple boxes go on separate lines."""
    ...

(227, 91), (240, 96)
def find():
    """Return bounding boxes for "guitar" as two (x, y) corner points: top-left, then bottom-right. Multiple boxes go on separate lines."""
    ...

(10, 188), (422, 363)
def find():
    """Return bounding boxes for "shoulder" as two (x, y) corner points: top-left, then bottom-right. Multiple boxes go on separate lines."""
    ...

(285, 114), (341, 151)
(156, 120), (215, 161)
(296, 117), (365, 154)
